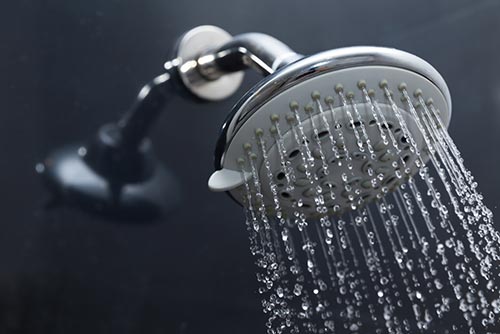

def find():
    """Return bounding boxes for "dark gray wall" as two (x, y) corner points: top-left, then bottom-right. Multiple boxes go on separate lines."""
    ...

(1, 0), (499, 333)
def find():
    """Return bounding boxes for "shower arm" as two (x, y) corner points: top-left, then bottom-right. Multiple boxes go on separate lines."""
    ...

(39, 26), (303, 219)
(116, 31), (302, 151)
(190, 33), (302, 78)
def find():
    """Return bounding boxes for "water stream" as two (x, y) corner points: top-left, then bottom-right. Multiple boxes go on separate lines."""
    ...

(237, 83), (499, 333)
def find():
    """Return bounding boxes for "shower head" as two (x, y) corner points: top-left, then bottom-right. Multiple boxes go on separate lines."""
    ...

(198, 29), (452, 218)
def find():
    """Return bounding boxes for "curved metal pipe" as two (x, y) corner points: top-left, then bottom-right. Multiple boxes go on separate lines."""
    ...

(196, 33), (303, 78)
(38, 26), (304, 219)
(114, 30), (304, 150)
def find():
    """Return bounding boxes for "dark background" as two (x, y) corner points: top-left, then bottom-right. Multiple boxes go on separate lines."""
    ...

(1, 0), (500, 333)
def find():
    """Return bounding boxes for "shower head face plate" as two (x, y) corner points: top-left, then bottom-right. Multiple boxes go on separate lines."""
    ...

(258, 101), (420, 217)
(209, 47), (452, 218)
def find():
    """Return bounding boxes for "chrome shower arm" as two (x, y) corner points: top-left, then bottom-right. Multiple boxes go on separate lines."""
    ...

(38, 25), (303, 219)
(79, 28), (303, 154)
(196, 33), (303, 78)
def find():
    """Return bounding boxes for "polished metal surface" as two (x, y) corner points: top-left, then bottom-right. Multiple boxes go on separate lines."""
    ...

(214, 46), (453, 168)
(197, 33), (302, 77)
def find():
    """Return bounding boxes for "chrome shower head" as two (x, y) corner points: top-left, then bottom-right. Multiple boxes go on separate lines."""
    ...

(194, 29), (452, 218)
